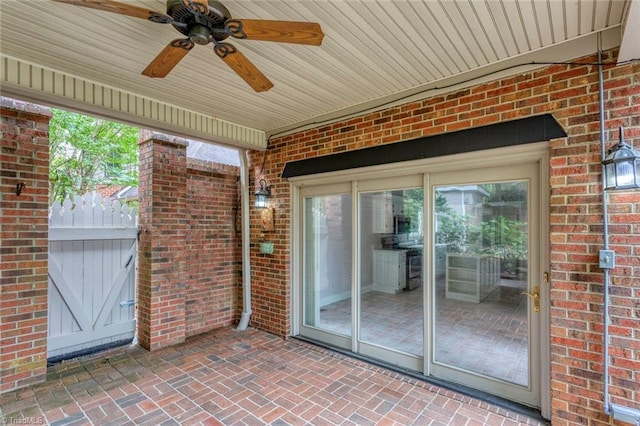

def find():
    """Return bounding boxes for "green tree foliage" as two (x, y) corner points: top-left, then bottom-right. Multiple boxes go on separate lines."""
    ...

(435, 193), (470, 253)
(49, 109), (139, 204)
(435, 189), (527, 261)
(402, 188), (423, 232)
(471, 216), (528, 259)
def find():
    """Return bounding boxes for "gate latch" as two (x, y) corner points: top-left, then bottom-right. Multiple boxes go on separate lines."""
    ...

(120, 300), (136, 308)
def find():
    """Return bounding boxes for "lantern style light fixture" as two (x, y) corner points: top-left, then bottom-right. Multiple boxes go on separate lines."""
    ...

(254, 179), (271, 208)
(602, 127), (640, 191)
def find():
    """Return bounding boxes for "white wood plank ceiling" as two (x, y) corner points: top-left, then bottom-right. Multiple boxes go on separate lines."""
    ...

(0, 0), (636, 148)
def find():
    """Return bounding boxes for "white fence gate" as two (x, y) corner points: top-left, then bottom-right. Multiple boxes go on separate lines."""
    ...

(48, 193), (137, 360)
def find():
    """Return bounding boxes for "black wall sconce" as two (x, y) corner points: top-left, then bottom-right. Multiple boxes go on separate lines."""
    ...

(16, 182), (26, 196)
(603, 127), (640, 190)
(254, 179), (271, 208)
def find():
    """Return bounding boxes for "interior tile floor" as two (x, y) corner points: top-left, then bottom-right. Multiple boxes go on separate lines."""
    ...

(0, 327), (547, 425)
(319, 278), (529, 386)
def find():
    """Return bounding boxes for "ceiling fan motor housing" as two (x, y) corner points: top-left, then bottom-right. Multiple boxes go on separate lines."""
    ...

(189, 25), (211, 45)
(166, 0), (231, 43)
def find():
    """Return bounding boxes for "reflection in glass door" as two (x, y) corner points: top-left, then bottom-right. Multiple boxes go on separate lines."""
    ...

(302, 194), (352, 340)
(297, 160), (543, 409)
(359, 189), (424, 359)
(433, 179), (537, 402)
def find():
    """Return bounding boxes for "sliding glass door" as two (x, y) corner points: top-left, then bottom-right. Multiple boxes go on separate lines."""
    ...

(296, 158), (544, 409)
(358, 187), (424, 370)
(299, 184), (353, 348)
(428, 163), (541, 407)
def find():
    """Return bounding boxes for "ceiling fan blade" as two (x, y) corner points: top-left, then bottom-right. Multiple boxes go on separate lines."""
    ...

(214, 43), (274, 92)
(142, 39), (194, 78)
(52, 0), (165, 21)
(226, 19), (324, 46)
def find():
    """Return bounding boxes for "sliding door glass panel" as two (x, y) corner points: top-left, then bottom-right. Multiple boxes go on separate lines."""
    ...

(359, 189), (424, 356)
(303, 194), (352, 336)
(434, 181), (529, 386)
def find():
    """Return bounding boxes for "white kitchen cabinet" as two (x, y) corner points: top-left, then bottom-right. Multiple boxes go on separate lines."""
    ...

(445, 254), (500, 302)
(371, 191), (406, 234)
(373, 249), (406, 293)
(372, 193), (393, 233)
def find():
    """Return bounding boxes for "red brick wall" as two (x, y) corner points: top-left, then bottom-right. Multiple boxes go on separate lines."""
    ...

(0, 98), (51, 394)
(137, 135), (241, 350)
(184, 158), (240, 336)
(247, 49), (640, 424)
(137, 135), (188, 351)
(250, 161), (291, 336)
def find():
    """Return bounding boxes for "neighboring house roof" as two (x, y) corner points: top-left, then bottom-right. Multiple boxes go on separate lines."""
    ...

(94, 185), (137, 202)
(436, 185), (490, 197)
(95, 185), (126, 199)
(97, 140), (238, 202)
(116, 186), (138, 201)
(187, 141), (240, 166)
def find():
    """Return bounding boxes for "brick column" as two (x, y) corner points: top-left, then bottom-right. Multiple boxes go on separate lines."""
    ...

(0, 98), (50, 394)
(137, 133), (188, 351)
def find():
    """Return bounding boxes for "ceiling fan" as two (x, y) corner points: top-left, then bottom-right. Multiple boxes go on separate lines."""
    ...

(53, 0), (324, 92)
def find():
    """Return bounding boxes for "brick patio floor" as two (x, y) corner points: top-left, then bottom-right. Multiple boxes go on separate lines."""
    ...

(0, 327), (548, 425)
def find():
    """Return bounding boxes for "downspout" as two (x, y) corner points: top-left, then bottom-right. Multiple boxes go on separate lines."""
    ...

(597, 37), (640, 425)
(597, 40), (612, 417)
(237, 149), (252, 330)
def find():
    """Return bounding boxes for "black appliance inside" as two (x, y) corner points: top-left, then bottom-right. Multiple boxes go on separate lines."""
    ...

(381, 233), (423, 291)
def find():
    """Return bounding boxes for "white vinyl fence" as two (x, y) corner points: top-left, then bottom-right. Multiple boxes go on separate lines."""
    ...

(48, 193), (137, 360)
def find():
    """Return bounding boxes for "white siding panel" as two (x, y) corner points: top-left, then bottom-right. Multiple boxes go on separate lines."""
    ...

(502, 1), (531, 53)
(397, 2), (456, 75)
(442, 1), (490, 65)
(580, 0), (597, 33)
(302, 1), (404, 93)
(548, 0), (566, 43)
(372, 2), (437, 80)
(565, 0), (581, 38)
(607, 0), (626, 27)
(534, 1), (554, 46)
(593, 0), (609, 31)
(1, 55), (266, 149)
(485, 1), (520, 56)
(468, 1), (503, 61)
(0, 0), (628, 136)
(426, 1), (474, 70)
